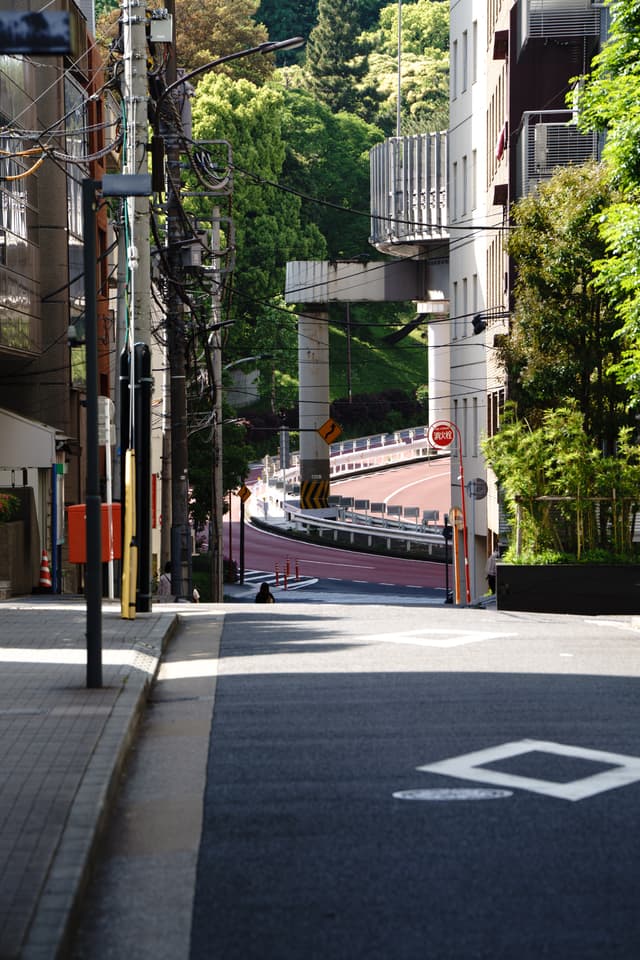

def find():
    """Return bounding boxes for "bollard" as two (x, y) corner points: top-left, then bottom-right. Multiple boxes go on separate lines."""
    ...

(295, 559), (299, 581)
(283, 570), (288, 590)
(285, 557), (290, 578)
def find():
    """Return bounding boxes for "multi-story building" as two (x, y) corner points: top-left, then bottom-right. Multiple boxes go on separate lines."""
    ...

(447, 0), (606, 596)
(0, 0), (113, 593)
(367, 0), (606, 599)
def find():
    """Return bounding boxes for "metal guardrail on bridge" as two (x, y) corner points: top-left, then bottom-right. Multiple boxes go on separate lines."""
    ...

(264, 425), (437, 481)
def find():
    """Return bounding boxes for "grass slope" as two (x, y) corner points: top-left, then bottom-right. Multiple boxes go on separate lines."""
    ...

(328, 322), (427, 403)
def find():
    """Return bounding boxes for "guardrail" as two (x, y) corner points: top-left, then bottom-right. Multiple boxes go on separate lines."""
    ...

(272, 501), (448, 561)
(264, 425), (436, 480)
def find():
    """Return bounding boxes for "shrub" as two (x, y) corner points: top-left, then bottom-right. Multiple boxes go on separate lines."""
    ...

(0, 494), (20, 523)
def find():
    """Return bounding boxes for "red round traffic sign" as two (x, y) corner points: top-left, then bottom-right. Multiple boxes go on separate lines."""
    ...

(428, 421), (456, 449)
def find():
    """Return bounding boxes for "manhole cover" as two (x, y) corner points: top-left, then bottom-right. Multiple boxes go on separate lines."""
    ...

(393, 787), (513, 801)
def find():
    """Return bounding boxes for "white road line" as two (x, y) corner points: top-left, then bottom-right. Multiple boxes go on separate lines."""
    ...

(418, 739), (640, 802)
(298, 559), (376, 569)
(383, 469), (450, 504)
(353, 628), (517, 648)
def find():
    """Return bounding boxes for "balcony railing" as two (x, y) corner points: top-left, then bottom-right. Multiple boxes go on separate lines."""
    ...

(515, 110), (600, 198)
(369, 132), (448, 255)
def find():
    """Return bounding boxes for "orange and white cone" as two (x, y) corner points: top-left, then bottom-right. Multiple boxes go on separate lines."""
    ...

(39, 549), (52, 590)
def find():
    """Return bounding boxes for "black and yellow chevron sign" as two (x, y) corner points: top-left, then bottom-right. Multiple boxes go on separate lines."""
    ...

(300, 479), (329, 509)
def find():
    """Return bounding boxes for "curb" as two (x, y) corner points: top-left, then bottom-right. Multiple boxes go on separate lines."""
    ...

(21, 613), (179, 960)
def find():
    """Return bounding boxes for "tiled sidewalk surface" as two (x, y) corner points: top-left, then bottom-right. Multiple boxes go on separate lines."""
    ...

(0, 599), (178, 960)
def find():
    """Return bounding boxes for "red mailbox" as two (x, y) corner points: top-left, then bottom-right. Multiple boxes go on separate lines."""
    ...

(67, 503), (122, 563)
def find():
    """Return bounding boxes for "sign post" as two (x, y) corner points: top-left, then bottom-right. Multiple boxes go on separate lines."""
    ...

(235, 484), (251, 584)
(428, 420), (471, 604)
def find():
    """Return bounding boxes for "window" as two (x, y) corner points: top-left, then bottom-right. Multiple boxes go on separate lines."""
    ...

(462, 155), (468, 215)
(471, 150), (477, 210)
(462, 398), (468, 457)
(463, 277), (468, 331)
(452, 40), (458, 99)
(462, 31), (468, 92)
(472, 21), (478, 84)
(453, 281), (458, 339)
(473, 397), (479, 456)
(452, 160), (458, 221)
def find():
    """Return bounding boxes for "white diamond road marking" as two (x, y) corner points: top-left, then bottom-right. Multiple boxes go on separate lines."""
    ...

(418, 739), (640, 802)
(354, 628), (517, 648)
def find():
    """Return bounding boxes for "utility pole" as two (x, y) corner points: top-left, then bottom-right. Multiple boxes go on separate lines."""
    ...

(153, 33), (305, 602)
(121, 0), (152, 611)
(163, 0), (191, 601)
(211, 210), (224, 602)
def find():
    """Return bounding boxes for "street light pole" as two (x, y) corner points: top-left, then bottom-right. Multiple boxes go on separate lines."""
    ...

(83, 179), (102, 688)
(84, 173), (152, 686)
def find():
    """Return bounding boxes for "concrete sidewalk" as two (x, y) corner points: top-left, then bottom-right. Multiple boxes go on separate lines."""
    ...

(0, 597), (179, 960)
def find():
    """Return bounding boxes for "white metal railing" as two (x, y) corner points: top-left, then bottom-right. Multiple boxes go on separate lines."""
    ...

(265, 426), (438, 480)
(369, 134), (448, 251)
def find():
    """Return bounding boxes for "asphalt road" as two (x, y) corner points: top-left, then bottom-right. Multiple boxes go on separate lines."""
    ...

(227, 458), (453, 591)
(190, 607), (640, 960)
(71, 606), (640, 960)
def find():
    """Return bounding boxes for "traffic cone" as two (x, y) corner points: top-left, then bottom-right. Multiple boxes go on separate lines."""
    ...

(39, 549), (52, 590)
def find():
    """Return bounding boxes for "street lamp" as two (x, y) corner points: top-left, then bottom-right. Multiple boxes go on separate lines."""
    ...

(471, 309), (510, 335)
(156, 37), (305, 111)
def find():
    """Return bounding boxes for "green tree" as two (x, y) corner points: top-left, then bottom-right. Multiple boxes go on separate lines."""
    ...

(483, 404), (640, 560)
(191, 75), (326, 318)
(363, 0), (449, 135)
(279, 87), (384, 258)
(575, 0), (640, 404)
(502, 162), (629, 451)
(304, 0), (379, 120)
(256, 0), (319, 53)
(174, 0), (272, 79)
(97, 0), (273, 81)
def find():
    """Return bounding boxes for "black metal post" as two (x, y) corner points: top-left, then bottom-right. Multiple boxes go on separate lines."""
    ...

(239, 494), (245, 585)
(134, 342), (152, 610)
(443, 513), (453, 605)
(83, 178), (102, 688)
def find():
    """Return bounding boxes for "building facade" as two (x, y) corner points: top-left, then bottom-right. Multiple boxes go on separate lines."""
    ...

(447, 0), (607, 595)
(0, 0), (114, 592)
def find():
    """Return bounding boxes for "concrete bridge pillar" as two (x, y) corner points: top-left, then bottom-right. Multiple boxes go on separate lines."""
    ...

(298, 307), (330, 509)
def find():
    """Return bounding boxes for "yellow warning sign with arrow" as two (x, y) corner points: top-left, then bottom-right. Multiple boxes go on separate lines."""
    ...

(317, 418), (342, 444)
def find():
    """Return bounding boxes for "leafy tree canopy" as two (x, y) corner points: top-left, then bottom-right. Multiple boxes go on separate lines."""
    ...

(173, 0), (272, 79)
(359, 0), (449, 135)
(256, 0), (319, 53)
(575, 0), (640, 403)
(190, 74), (326, 361)
(303, 0), (380, 120)
(502, 161), (629, 451)
(97, 0), (273, 82)
(279, 86), (384, 258)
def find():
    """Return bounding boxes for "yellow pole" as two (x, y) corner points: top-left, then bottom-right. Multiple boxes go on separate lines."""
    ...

(121, 449), (138, 619)
(449, 506), (463, 605)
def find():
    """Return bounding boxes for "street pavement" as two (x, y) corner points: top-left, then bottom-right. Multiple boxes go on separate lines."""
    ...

(3, 592), (640, 959)
(0, 597), (179, 960)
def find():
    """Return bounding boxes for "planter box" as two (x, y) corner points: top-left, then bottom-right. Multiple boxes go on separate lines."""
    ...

(496, 563), (640, 615)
